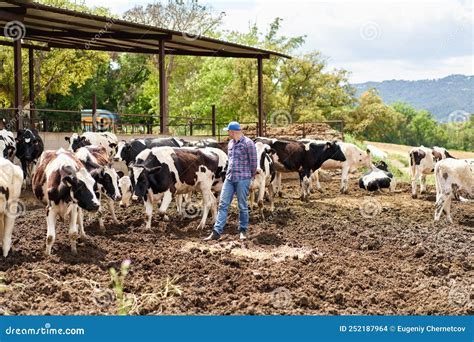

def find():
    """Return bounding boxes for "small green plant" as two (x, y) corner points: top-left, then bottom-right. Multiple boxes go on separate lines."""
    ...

(109, 259), (133, 315)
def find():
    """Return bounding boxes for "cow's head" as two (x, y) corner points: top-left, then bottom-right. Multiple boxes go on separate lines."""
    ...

(16, 129), (43, 162)
(113, 141), (130, 162)
(61, 165), (100, 211)
(432, 146), (454, 161)
(319, 141), (346, 163)
(130, 161), (162, 202)
(0, 140), (15, 160)
(65, 134), (90, 152)
(117, 172), (133, 208)
(360, 148), (373, 168)
(92, 164), (121, 201)
(109, 142), (118, 155)
(374, 160), (389, 172)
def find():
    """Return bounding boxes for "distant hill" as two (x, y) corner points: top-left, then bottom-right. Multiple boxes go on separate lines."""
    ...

(353, 74), (474, 122)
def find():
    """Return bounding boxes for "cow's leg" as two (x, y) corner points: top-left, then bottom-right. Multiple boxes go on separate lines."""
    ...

(340, 166), (350, 194)
(68, 204), (79, 254)
(420, 175), (427, 194)
(107, 198), (119, 225)
(248, 188), (254, 210)
(299, 170), (311, 201)
(27, 162), (34, 187)
(312, 170), (323, 193)
(20, 160), (28, 189)
(197, 189), (214, 230)
(77, 208), (86, 238)
(210, 192), (217, 221)
(176, 194), (183, 217)
(444, 194), (454, 223)
(157, 190), (173, 222)
(267, 182), (275, 213)
(389, 178), (397, 193)
(45, 206), (57, 255)
(411, 168), (420, 198)
(144, 196), (154, 229)
(257, 176), (266, 219)
(0, 213), (4, 251)
(273, 172), (282, 197)
(3, 202), (17, 257)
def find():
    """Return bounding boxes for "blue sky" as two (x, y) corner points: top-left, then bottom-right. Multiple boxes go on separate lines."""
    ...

(83, 0), (473, 83)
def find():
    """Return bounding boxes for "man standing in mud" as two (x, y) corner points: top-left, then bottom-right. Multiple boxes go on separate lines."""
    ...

(204, 121), (257, 241)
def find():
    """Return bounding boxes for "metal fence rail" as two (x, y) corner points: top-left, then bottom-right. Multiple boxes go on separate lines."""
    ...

(0, 107), (344, 141)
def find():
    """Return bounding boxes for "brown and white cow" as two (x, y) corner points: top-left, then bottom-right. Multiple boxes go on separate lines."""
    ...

(32, 149), (100, 255)
(0, 158), (23, 257)
(434, 158), (473, 223)
(299, 139), (372, 194)
(255, 138), (346, 201)
(65, 132), (118, 158)
(130, 146), (218, 229)
(249, 141), (275, 218)
(75, 146), (121, 233)
(409, 145), (454, 198)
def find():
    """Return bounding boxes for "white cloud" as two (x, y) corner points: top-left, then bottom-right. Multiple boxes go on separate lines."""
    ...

(83, 0), (473, 82)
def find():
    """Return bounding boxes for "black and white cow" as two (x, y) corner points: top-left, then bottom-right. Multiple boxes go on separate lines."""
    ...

(249, 141), (275, 218)
(65, 132), (118, 158)
(75, 146), (121, 232)
(434, 158), (473, 223)
(257, 138), (346, 201)
(32, 149), (100, 255)
(113, 137), (182, 166)
(299, 139), (372, 194)
(0, 158), (24, 257)
(180, 138), (229, 154)
(16, 128), (44, 186)
(409, 145), (454, 198)
(0, 128), (16, 161)
(130, 146), (219, 229)
(175, 146), (228, 217)
(359, 161), (396, 192)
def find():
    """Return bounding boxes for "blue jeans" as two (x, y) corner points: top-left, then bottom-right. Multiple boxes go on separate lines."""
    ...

(213, 178), (251, 235)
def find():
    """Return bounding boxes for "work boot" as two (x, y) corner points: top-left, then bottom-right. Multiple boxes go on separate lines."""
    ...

(203, 231), (220, 241)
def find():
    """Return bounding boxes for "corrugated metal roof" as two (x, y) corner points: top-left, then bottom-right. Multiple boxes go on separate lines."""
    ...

(0, 0), (291, 59)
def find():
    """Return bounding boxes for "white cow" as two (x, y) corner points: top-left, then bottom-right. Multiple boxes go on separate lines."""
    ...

(0, 158), (23, 257)
(409, 145), (454, 198)
(434, 158), (473, 223)
(299, 140), (372, 194)
(249, 142), (275, 218)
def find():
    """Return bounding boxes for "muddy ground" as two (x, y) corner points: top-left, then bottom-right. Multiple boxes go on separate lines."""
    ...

(0, 176), (472, 315)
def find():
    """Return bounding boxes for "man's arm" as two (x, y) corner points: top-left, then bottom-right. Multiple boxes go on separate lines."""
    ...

(247, 140), (257, 177)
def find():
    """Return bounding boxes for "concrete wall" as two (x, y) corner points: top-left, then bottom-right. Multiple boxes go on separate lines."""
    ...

(40, 132), (205, 151)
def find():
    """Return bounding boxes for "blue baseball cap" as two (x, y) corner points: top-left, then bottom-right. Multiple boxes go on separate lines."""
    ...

(223, 121), (241, 131)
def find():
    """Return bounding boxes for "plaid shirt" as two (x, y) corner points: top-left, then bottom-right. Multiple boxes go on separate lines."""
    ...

(226, 135), (257, 181)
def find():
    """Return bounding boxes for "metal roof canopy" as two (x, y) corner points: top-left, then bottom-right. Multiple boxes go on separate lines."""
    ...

(0, 0), (290, 134)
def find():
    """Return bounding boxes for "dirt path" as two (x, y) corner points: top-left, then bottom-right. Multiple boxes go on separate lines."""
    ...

(365, 141), (474, 159)
(0, 178), (472, 315)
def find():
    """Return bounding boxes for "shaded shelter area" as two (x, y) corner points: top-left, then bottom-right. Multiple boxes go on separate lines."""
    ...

(0, 0), (290, 135)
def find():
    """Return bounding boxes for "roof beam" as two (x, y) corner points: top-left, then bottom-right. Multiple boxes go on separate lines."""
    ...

(0, 8), (24, 21)
(0, 39), (50, 51)
(24, 28), (171, 40)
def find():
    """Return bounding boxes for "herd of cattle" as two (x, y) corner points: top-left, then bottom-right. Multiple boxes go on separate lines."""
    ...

(0, 127), (472, 257)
